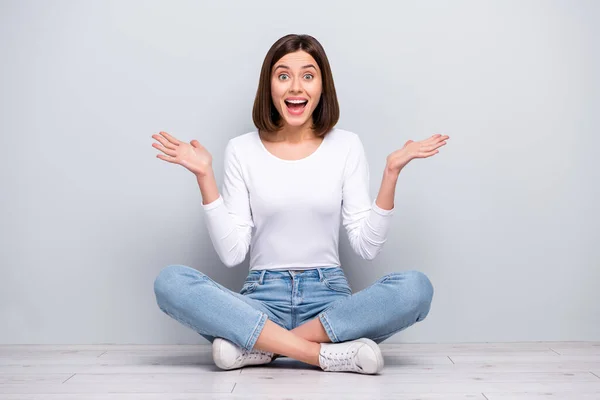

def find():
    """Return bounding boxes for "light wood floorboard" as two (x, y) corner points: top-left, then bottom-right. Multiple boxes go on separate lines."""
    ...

(0, 342), (598, 399)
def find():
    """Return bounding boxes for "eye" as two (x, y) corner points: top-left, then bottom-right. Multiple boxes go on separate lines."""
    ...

(304, 74), (313, 80)
(278, 74), (289, 80)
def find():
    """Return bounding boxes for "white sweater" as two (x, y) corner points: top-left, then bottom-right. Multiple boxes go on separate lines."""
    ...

(201, 128), (395, 271)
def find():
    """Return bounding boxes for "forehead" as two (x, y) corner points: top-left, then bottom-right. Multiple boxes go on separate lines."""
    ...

(273, 51), (319, 71)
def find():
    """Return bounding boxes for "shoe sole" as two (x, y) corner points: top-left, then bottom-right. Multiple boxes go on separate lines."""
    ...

(356, 338), (385, 374)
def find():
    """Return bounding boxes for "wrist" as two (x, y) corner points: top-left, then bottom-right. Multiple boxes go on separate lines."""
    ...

(384, 164), (400, 178)
(196, 167), (213, 180)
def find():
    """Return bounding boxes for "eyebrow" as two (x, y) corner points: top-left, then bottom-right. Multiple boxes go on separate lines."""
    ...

(274, 64), (317, 71)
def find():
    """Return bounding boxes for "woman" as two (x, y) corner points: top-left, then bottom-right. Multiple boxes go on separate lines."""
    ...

(151, 34), (449, 375)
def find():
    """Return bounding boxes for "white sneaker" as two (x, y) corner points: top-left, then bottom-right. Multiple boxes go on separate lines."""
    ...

(319, 338), (384, 374)
(212, 337), (275, 370)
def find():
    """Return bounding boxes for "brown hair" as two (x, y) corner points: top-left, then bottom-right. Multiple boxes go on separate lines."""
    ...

(252, 34), (340, 138)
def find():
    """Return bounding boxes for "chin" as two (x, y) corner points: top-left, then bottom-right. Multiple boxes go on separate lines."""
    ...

(283, 111), (313, 127)
(284, 118), (309, 127)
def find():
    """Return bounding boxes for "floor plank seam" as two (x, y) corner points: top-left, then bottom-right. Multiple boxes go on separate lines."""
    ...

(97, 351), (107, 358)
(447, 355), (455, 364)
(481, 393), (490, 400)
(61, 373), (75, 384)
(549, 347), (561, 355)
(590, 371), (600, 380)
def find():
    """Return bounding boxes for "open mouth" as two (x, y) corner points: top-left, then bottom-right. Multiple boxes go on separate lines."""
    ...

(285, 99), (308, 114)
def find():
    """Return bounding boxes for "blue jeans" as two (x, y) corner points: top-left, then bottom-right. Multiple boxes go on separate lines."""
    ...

(154, 265), (433, 351)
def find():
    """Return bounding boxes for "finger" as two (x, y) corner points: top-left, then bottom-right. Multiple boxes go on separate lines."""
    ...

(433, 141), (447, 150)
(426, 134), (449, 144)
(152, 142), (177, 157)
(416, 150), (439, 158)
(420, 141), (446, 152)
(152, 134), (177, 150)
(156, 154), (179, 164)
(421, 134), (441, 145)
(159, 131), (182, 146)
(191, 139), (207, 150)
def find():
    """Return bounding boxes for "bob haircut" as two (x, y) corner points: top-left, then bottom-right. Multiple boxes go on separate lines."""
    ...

(252, 34), (340, 138)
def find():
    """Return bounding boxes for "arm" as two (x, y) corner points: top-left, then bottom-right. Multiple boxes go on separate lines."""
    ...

(379, 132), (451, 204)
(151, 131), (253, 268)
(201, 140), (254, 268)
(375, 167), (399, 211)
(342, 134), (395, 261)
(197, 168), (220, 205)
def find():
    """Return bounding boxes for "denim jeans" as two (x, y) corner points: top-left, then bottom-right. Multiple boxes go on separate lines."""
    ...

(154, 265), (433, 351)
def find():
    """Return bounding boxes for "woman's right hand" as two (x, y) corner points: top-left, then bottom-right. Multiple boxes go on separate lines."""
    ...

(152, 131), (213, 177)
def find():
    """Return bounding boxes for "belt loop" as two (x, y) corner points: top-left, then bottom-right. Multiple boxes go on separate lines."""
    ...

(317, 267), (324, 282)
(259, 270), (266, 285)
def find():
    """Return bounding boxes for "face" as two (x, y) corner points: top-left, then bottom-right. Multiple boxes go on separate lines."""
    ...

(271, 50), (323, 130)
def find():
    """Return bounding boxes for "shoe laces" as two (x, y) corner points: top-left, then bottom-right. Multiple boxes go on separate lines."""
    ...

(238, 347), (273, 362)
(321, 347), (360, 370)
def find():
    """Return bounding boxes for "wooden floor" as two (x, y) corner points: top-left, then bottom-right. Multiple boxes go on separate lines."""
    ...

(0, 342), (599, 399)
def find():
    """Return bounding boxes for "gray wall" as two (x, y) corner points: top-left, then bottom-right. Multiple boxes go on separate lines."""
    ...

(1, 0), (598, 344)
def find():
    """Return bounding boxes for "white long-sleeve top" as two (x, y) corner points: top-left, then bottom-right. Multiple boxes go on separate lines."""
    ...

(201, 127), (395, 271)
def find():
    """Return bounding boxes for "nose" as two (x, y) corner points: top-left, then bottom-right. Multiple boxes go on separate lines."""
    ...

(290, 76), (303, 93)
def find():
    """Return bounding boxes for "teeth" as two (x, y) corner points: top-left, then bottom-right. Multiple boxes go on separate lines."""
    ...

(286, 99), (307, 104)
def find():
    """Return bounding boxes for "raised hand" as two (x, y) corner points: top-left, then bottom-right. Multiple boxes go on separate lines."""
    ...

(386, 134), (450, 174)
(151, 131), (213, 177)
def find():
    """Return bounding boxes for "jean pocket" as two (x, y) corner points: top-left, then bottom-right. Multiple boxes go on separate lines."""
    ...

(240, 281), (258, 295)
(323, 275), (352, 295)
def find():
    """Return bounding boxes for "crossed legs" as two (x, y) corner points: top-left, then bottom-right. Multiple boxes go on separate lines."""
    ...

(251, 317), (330, 366)
(251, 270), (434, 366)
(155, 266), (433, 368)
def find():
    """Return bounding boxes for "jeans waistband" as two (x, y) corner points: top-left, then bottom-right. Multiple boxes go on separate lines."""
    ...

(248, 266), (344, 284)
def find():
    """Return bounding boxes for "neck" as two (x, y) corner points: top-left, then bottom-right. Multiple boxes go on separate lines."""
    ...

(265, 121), (316, 143)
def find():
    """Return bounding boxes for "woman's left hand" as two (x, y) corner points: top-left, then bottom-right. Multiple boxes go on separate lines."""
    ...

(386, 134), (450, 174)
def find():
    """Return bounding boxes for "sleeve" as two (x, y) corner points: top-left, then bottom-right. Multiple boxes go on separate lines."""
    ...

(341, 133), (395, 260)
(201, 139), (254, 268)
